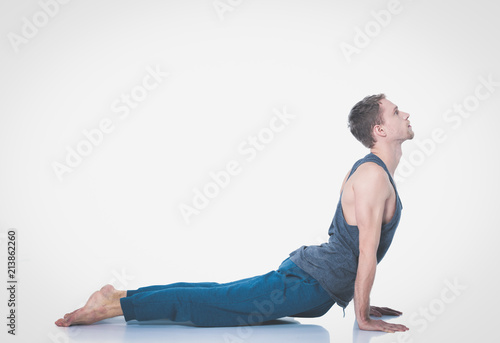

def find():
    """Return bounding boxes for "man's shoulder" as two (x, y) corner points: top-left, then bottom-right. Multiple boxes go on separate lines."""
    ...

(351, 162), (391, 192)
(354, 161), (388, 179)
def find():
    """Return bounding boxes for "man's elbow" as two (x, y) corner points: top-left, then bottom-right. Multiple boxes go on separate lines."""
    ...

(358, 248), (378, 263)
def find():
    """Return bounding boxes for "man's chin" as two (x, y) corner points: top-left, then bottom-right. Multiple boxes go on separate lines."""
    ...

(401, 133), (414, 143)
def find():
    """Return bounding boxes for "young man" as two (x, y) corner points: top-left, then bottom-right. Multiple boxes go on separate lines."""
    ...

(56, 94), (413, 333)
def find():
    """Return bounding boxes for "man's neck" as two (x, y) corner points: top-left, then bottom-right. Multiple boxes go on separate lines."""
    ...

(369, 144), (403, 177)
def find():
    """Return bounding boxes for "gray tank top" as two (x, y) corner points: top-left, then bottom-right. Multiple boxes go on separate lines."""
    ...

(289, 153), (403, 309)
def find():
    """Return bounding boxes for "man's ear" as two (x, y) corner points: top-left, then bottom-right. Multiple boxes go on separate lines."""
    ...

(373, 124), (387, 140)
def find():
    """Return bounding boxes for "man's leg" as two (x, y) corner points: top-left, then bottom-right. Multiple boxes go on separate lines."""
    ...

(54, 279), (264, 327)
(121, 259), (333, 327)
(54, 281), (222, 327)
(55, 258), (333, 327)
(120, 270), (287, 326)
(290, 299), (335, 318)
(126, 275), (273, 296)
(127, 282), (219, 295)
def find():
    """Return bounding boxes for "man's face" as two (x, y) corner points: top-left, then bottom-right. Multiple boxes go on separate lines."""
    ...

(378, 98), (414, 142)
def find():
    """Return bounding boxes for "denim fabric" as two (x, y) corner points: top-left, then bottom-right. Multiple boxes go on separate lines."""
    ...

(120, 258), (335, 327)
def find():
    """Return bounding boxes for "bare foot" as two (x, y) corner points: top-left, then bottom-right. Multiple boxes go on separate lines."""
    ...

(55, 285), (126, 327)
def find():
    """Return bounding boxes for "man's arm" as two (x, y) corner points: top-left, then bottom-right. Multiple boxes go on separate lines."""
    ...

(352, 164), (408, 333)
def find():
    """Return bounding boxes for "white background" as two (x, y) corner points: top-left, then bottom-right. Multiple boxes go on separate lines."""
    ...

(1, 0), (499, 342)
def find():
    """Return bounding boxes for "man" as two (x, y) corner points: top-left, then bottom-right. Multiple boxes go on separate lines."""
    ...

(55, 94), (412, 333)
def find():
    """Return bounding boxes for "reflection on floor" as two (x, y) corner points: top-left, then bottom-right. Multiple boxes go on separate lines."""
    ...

(351, 315), (412, 343)
(58, 316), (331, 343)
(352, 323), (387, 343)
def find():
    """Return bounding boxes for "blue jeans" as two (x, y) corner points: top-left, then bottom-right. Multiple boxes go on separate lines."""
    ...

(120, 258), (335, 327)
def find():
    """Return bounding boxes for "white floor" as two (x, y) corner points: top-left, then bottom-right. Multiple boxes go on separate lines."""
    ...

(42, 307), (488, 343)
(54, 317), (332, 343)
(41, 313), (418, 343)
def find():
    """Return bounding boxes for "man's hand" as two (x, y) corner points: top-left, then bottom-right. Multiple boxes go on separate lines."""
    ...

(358, 318), (409, 333)
(357, 306), (409, 333)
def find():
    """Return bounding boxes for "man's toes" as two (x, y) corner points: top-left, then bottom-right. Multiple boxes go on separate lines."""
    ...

(63, 309), (78, 319)
(55, 318), (69, 327)
(62, 309), (83, 326)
